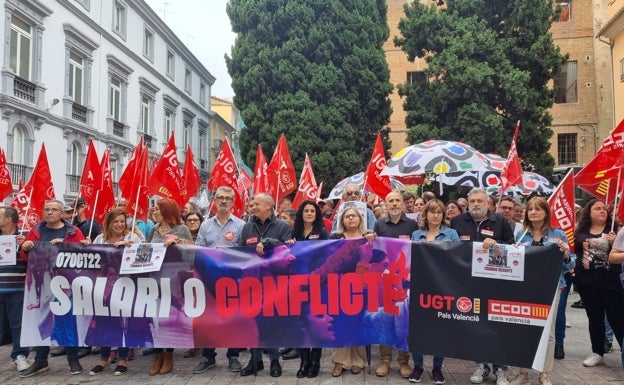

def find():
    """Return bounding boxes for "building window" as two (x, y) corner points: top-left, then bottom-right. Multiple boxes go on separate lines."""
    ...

(164, 110), (173, 140)
(112, 1), (127, 39)
(407, 71), (426, 85)
(185, 68), (192, 93)
(10, 15), (32, 80)
(558, 133), (577, 165)
(69, 51), (84, 105)
(166, 49), (175, 79)
(184, 120), (191, 147)
(12, 125), (26, 165)
(143, 27), (154, 62)
(620, 58), (624, 82)
(69, 142), (80, 176)
(141, 96), (151, 134)
(109, 77), (121, 121)
(554, 61), (577, 104)
(555, 1), (571, 22)
(199, 82), (206, 106)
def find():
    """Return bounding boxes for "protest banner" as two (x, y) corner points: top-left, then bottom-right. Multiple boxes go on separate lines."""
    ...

(21, 238), (559, 370)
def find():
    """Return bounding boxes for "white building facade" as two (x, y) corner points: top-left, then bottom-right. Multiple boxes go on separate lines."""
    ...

(0, 0), (217, 203)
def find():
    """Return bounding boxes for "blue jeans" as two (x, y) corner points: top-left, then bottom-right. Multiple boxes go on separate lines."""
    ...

(476, 363), (507, 371)
(605, 314), (614, 342)
(0, 292), (29, 359)
(412, 352), (443, 368)
(202, 348), (240, 359)
(555, 272), (572, 344)
(100, 347), (129, 360)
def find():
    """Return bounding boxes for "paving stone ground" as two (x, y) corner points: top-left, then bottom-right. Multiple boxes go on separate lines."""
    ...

(1, 291), (623, 384)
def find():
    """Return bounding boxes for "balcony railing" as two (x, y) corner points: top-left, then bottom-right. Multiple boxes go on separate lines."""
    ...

(13, 76), (36, 103)
(66, 174), (80, 193)
(72, 102), (87, 123)
(113, 120), (124, 137)
(8, 163), (33, 185)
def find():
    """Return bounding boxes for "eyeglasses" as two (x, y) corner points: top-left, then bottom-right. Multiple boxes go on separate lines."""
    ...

(344, 191), (361, 197)
(215, 196), (233, 201)
(44, 208), (61, 213)
(186, 218), (200, 222)
(344, 214), (358, 219)
(500, 206), (514, 211)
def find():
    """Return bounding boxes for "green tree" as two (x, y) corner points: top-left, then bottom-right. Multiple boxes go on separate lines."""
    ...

(395, 0), (567, 176)
(226, 0), (393, 189)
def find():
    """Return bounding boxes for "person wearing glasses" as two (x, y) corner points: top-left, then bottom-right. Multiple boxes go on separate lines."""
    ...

(20, 200), (87, 378)
(410, 199), (459, 384)
(332, 184), (376, 232)
(497, 197), (522, 234)
(192, 186), (246, 374)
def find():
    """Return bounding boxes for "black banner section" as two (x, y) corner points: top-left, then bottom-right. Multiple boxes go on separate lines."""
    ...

(409, 242), (561, 368)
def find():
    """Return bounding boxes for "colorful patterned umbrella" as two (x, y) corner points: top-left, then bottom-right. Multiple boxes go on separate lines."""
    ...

(327, 172), (404, 200)
(381, 140), (494, 177)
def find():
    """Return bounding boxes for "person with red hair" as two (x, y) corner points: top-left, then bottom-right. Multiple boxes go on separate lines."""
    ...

(146, 199), (192, 376)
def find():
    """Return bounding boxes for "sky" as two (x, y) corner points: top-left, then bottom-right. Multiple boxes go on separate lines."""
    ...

(144, 0), (236, 98)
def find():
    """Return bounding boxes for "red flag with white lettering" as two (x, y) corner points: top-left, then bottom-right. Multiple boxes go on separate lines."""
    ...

(292, 154), (319, 209)
(267, 134), (296, 201)
(147, 133), (186, 207)
(252, 144), (271, 195)
(548, 169), (575, 249)
(364, 133), (392, 199)
(500, 121), (523, 194)
(575, 118), (624, 200)
(183, 144), (201, 201)
(10, 144), (55, 231)
(0, 148), (13, 201)
(97, 149), (116, 224)
(78, 140), (102, 220)
(119, 139), (149, 221)
(207, 138), (244, 216)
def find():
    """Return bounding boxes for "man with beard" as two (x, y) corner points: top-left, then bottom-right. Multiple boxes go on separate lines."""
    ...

(451, 188), (514, 385)
(372, 191), (418, 378)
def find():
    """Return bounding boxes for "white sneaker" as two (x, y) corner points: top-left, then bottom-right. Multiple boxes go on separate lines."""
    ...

(539, 373), (553, 385)
(470, 364), (490, 384)
(495, 368), (509, 385)
(582, 353), (604, 367)
(509, 373), (529, 385)
(14, 355), (29, 372)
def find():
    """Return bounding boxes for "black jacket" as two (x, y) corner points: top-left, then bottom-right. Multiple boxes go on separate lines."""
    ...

(450, 211), (514, 244)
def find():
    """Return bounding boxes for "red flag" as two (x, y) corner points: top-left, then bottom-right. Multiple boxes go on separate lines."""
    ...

(548, 169), (575, 250)
(148, 133), (186, 207)
(183, 144), (201, 201)
(364, 133), (392, 199)
(575, 118), (624, 197)
(317, 181), (324, 199)
(119, 139), (149, 221)
(500, 121), (523, 194)
(78, 140), (102, 220)
(238, 168), (253, 190)
(10, 144), (55, 231)
(252, 144), (271, 194)
(0, 148), (13, 201)
(97, 149), (116, 224)
(207, 138), (244, 216)
(119, 137), (144, 200)
(267, 134), (296, 200)
(17, 177), (23, 192)
(292, 154), (319, 209)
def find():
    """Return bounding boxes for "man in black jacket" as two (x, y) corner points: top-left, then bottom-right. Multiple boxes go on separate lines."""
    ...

(238, 193), (292, 377)
(450, 188), (514, 385)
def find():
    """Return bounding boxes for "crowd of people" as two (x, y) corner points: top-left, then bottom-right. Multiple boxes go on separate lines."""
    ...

(0, 183), (622, 385)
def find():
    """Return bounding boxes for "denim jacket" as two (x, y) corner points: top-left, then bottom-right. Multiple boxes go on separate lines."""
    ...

(515, 228), (576, 288)
(412, 226), (460, 242)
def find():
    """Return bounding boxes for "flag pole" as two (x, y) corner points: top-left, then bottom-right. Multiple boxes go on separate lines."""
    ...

(611, 168), (622, 232)
(88, 190), (100, 241)
(131, 185), (142, 238)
